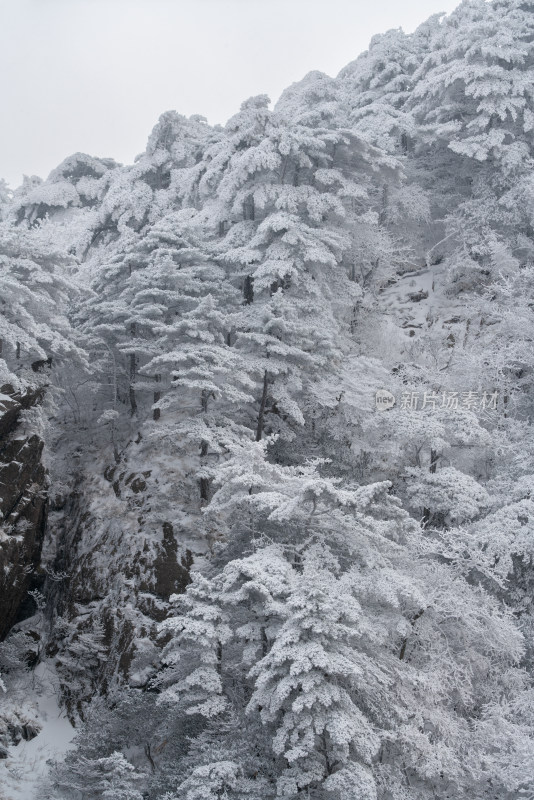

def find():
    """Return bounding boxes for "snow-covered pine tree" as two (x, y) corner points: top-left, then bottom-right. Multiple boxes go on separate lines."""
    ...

(156, 438), (534, 800)
(5, 6), (534, 800)
(199, 96), (402, 443)
(0, 220), (84, 377)
(157, 572), (232, 719)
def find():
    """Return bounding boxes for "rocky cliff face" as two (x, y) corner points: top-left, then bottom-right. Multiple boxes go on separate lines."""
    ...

(44, 447), (196, 715)
(0, 385), (48, 640)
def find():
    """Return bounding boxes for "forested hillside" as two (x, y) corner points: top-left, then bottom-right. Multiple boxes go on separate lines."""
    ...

(2, 1), (534, 798)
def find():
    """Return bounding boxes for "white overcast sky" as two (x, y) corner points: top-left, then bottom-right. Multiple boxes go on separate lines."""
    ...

(0, 0), (461, 188)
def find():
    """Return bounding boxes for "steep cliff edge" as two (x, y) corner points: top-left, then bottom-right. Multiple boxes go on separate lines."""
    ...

(0, 384), (48, 640)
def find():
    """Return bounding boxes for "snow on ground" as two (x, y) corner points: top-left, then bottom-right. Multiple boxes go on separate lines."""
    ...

(0, 659), (75, 800)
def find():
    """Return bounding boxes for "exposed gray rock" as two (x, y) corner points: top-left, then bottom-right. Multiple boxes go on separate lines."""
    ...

(0, 385), (47, 640)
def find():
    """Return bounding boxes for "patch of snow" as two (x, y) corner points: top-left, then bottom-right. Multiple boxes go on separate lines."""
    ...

(0, 660), (75, 800)
(0, 394), (14, 411)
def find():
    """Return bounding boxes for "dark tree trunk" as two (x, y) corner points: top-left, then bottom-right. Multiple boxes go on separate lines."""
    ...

(129, 323), (137, 416)
(261, 624), (268, 657)
(216, 640), (223, 674)
(153, 374), (161, 421)
(129, 354), (137, 416)
(243, 196), (255, 221)
(199, 392), (211, 500)
(243, 275), (254, 304)
(379, 183), (388, 226)
(199, 477), (210, 501)
(199, 440), (209, 501)
(422, 449), (439, 525)
(255, 371), (269, 442)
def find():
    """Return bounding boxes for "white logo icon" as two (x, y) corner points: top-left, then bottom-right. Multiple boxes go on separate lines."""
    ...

(375, 389), (396, 411)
